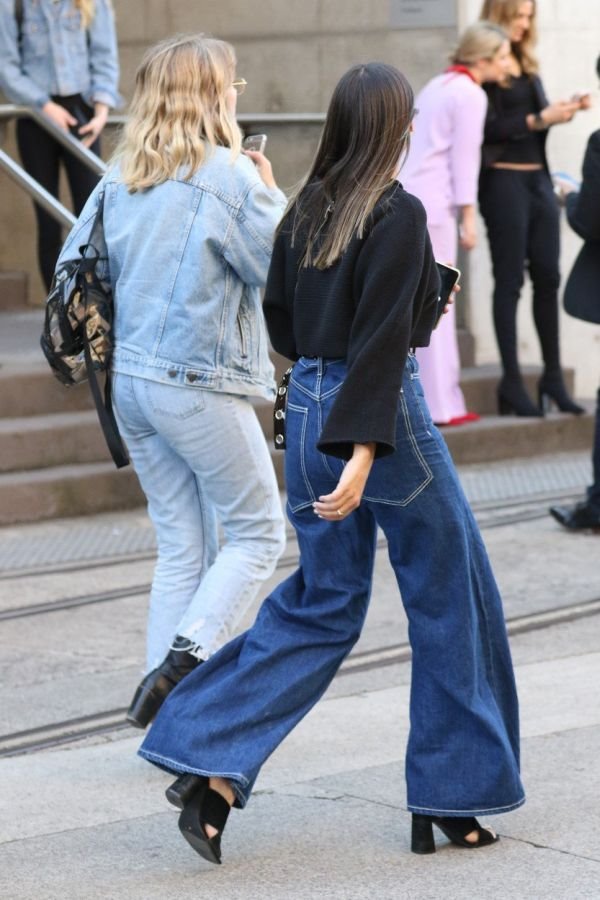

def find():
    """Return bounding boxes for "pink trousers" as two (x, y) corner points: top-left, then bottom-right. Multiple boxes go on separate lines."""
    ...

(415, 220), (468, 424)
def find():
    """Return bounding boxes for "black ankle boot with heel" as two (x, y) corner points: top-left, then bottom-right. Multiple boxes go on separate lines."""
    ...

(126, 636), (203, 729)
(497, 376), (543, 417)
(411, 814), (499, 854)
(538, 373), (585, 415)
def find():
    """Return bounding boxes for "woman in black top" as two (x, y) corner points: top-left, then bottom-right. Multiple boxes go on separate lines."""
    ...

(138, 63), (524, 865)
(479, 0), (588, 415)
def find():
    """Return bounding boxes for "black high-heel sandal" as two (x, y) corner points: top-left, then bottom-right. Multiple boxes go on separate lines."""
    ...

(165, 773), (206, 810)
(537, 375), (585, 415)
(178, 781), (232, 865)
(126, 638), (202, 729)
(411, 814), (499, 854)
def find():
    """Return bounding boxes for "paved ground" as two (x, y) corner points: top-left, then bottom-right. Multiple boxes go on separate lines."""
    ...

(0, 454), (599, 899)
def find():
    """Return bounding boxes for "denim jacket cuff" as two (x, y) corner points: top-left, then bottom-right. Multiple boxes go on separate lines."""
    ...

(89, 88), (124, 110)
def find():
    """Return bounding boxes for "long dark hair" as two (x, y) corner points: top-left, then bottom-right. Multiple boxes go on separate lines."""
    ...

(288, 63), (415, 269)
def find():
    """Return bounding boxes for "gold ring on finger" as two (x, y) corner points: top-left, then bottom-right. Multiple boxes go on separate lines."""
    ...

(337, 509), (343, 516)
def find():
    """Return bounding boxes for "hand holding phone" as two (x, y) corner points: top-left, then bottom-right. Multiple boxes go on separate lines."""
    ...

(434, 262), (461, 327)
(242, 133), (268, 154)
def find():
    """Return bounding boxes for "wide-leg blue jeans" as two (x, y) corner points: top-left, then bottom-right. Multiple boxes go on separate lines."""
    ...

(140, 356), (525, 816)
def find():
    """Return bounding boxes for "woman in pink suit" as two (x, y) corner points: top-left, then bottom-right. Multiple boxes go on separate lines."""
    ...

(402, 22), (510, 425)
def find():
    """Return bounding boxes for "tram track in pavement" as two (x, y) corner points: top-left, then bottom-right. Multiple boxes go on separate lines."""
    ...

(0, 491), (593, 757)
(1, 593), (599, 759)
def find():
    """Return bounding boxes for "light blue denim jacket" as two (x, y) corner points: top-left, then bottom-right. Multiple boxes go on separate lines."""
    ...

(0, 0), (121, 108)
(57, 147), (288, 401)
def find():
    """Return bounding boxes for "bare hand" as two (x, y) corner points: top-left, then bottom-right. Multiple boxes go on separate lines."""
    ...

(78, 104), (108, 148)
(572, 92), (592, 111)
(243, 149), (277, 189)
(541, 101), (580, 126)
(313, 443), (376, 521)
(42, 100), (77, 132)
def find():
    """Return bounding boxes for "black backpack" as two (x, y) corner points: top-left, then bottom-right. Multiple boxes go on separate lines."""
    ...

(40, 193), (129, 468)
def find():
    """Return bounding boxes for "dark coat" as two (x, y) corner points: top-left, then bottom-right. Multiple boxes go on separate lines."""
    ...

(564, 129), (600, 325)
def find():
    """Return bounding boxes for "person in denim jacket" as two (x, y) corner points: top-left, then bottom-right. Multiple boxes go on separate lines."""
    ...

(0, 0), (121, 289)
(55, 34), (287, 727)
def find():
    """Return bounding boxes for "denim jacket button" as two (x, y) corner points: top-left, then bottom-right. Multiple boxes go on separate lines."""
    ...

(186, 372), (198, 382)
(168, 369), (177, 378)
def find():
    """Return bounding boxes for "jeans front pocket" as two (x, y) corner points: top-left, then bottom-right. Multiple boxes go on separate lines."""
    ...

(363, 389), (433, 506)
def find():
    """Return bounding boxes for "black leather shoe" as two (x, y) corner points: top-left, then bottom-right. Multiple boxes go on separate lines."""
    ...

(549, 502), (600, 531)
(126, 637), (202, 729)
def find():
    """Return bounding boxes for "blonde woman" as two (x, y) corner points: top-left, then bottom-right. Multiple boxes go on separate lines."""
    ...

(401, 22), (511, 425)
(55, 35), (286, 727)
(0, 0), (121, 289)
(479, 0), (589, 415)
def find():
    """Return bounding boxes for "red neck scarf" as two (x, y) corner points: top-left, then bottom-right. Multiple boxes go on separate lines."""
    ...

(444, 65), (478, 84)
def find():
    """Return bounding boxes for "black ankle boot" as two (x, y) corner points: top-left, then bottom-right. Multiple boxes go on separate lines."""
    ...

(538, 373), (585, 415)
(126, 637), (202, 729)
(497, 376), (543, 417)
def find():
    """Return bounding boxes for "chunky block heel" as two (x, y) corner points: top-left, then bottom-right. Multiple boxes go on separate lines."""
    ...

(126, 684), (164, 729)
(411, 814), (436, 854)
(166, 774), (206, 810)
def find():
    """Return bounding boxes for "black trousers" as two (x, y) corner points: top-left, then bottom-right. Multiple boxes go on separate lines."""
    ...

(16, 94), (100, 292)
(479, 168), (562, 380)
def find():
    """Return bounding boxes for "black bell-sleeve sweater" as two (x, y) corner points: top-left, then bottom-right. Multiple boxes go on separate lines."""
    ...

(263, 182), (440, 460)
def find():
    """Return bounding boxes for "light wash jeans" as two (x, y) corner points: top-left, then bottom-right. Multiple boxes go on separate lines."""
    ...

(112, 374), (286, 671)
(140, 357), (525, 816)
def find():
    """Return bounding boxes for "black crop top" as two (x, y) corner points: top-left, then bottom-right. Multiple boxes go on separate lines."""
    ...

(262, 184), (441, 460)
(483, 74), (548, 168)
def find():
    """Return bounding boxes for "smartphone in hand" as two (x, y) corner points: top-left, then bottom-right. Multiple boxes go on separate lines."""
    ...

(242, 133), (268, 154)
(434, 262), (461, 327)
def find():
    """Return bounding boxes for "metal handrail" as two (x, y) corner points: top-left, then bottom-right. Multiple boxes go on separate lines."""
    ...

(0, 105), (324, 229)
(0, 104), (106, 228)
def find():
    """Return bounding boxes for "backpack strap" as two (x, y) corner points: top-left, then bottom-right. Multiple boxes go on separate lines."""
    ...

(82, 334), (129, 469)
(15, 0), (23, 31)
(81, 193), (129, 470)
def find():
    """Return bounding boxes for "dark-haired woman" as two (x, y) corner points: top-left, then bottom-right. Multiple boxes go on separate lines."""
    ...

(479, 0), (589, 415)
(139, 61), (525, 865)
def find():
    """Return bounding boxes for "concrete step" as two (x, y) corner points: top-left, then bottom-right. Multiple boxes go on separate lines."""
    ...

(442, 409), (595, 465)
(0, 410), (110, 473)
(0, 364), (92, 418)
(0, 462), (144, 526)
(0, 272), (28, 310)
(460, 364), (575, 416)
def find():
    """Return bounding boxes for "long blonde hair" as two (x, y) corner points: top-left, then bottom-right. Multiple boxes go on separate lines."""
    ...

(479, 0), (538, 74)
(288, 63), (414, 269)
(451, 21), (508, 66)
(113, 34), (242, 193)
(74, 1), (96, 29)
